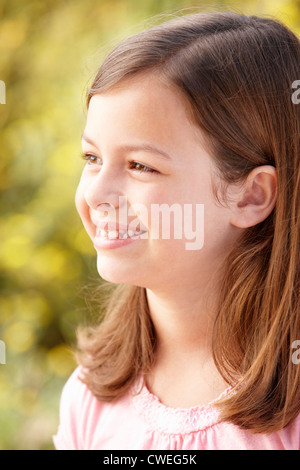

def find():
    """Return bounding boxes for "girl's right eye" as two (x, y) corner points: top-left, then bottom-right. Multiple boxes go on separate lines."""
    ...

(81, 153), (102, 166)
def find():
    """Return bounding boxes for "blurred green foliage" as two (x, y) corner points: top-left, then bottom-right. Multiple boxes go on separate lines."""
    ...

(0, 0), (299, 450)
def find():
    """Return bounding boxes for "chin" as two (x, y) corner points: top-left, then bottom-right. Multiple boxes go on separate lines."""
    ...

(96, 255), (144, 286)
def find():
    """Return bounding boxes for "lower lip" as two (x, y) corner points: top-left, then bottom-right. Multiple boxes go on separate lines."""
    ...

(93, 233), (146, 250)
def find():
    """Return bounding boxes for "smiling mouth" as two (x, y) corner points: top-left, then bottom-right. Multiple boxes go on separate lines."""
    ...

(96, 227), (148, 240)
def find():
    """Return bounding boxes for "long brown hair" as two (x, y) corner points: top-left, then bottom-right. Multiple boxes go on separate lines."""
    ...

(77, 11), (300, 433)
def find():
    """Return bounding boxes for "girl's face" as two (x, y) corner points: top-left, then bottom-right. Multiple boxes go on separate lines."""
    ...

(76, 73), (242, 291)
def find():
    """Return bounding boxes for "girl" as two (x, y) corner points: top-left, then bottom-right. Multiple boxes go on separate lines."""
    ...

(54, 11), (300, 450)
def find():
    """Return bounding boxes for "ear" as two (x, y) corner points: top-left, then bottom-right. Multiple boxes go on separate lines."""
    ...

(230, 165), (277, 228)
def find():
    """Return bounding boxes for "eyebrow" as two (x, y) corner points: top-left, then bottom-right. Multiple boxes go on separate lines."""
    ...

(81, 132), (172, 161)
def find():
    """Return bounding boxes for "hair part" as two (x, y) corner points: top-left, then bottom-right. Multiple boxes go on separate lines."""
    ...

(77, 11), (300, 433)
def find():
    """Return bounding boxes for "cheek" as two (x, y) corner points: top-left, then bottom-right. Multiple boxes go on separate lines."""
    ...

(75, 182), (86, 218)
(75, 183), (95, 239)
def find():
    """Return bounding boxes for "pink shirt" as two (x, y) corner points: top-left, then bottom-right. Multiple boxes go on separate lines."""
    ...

(53, 367), (300, 450)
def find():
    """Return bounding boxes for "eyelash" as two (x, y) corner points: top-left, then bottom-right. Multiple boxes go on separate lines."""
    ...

(128, 161), (157, 173)
(81, 154), (158, 174)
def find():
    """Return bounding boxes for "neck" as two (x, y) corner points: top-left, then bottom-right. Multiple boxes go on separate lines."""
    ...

(144, 272), (229, 408)
(146, 284), (216, 359)
(146, 257), (224, 354)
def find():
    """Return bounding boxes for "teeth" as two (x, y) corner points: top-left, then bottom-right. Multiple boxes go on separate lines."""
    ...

(99, 229), (145, 239)
(108, 230), (119, 239)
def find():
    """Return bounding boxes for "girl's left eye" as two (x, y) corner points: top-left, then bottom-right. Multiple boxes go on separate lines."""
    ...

(128, 161), (157, 173)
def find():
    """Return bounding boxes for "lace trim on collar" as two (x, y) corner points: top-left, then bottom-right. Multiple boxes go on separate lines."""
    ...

(131, 381), (233, 435)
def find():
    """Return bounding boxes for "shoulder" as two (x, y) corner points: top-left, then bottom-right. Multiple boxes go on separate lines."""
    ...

(53, 366), (101, 450)
(282, 410), (300, 450)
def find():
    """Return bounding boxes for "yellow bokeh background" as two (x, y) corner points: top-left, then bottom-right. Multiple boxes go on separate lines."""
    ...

(0, 0), (299, 450)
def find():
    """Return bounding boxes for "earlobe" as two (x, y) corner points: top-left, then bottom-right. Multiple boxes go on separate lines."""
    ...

(230, 165), (277, 228)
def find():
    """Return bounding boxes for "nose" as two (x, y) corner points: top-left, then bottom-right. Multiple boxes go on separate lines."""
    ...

(84, 164), (122, 211)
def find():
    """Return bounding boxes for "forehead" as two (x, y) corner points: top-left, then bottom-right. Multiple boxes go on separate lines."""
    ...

(84, 73), (206, 154)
